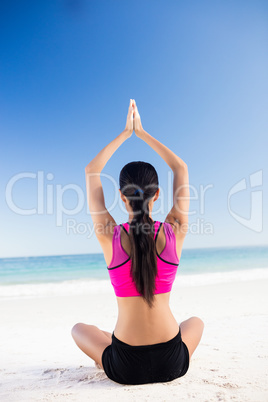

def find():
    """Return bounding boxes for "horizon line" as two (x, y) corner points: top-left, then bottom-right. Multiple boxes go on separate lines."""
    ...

(1, 243), (267, 260)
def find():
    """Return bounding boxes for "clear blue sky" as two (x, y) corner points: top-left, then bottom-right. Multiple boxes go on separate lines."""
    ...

(1, 0), (267, 258)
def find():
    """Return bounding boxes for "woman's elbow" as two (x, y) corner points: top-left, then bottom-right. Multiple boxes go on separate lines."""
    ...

(85, 164), (94, 173)
(172, 160), (188, 172)
(85, 163), (100, 173)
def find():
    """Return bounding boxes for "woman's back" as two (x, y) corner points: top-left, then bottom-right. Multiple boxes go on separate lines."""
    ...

(114, 292), (180, 345)
(107, 220), (182, 345)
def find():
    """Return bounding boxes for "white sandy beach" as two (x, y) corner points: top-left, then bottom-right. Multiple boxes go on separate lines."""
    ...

(0, 277), (267, 402)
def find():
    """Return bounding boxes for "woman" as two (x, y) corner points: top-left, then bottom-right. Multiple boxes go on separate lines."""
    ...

(71, 99), (204, 385)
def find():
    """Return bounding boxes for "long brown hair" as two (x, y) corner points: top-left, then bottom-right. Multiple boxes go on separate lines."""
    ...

(119, 161), (159, 308)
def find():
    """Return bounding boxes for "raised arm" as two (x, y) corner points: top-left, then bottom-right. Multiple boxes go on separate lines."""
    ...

(85, 100), (134, 239)
(133, 100), (189, 238)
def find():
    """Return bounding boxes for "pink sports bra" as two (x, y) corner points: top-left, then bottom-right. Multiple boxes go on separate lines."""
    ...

(107, 221), (180, 297)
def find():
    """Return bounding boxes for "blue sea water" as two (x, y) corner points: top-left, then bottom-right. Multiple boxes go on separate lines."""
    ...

(0, 246), (267, 299)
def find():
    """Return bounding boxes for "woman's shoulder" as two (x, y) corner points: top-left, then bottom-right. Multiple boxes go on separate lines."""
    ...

(162, 220), (178, 237)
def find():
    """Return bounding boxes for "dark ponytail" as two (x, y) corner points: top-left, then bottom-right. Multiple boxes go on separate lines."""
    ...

(119, 161), (159, 308)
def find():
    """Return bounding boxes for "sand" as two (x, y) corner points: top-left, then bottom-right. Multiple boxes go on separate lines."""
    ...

(0, 278), (267, 402)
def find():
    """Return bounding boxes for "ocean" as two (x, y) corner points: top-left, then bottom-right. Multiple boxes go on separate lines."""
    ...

(0, 246), (268, 300)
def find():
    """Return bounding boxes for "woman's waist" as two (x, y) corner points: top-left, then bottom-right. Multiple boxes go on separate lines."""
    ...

(114, 309), (180, 346)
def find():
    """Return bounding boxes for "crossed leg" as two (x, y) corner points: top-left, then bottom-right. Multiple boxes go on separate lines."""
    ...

(71, 317), (204, 370)
(179, 316), (204, 359)
(71, 323), (112, 369)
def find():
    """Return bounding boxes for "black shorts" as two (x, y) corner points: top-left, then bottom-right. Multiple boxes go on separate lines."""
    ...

(102, 328), (189, 385)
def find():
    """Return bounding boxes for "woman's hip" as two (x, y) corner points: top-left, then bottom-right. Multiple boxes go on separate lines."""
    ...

(102, 328), (189, 385)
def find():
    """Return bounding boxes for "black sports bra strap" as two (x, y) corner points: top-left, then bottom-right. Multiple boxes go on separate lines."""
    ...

(120, 224), (129, 236)
(154, 222), (162, 242)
